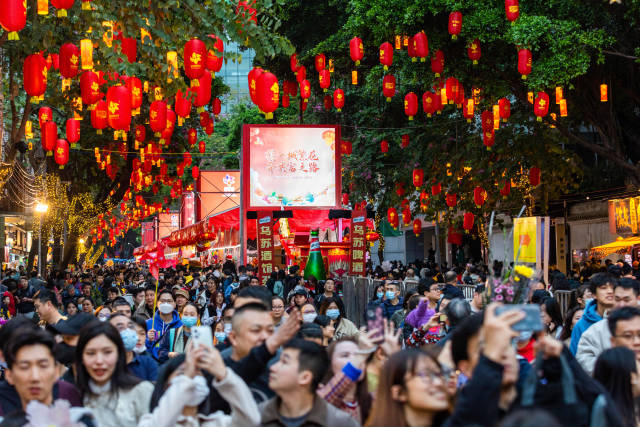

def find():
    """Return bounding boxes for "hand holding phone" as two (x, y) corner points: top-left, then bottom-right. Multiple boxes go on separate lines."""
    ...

(494, 304), (543, 332)
(192, 326), (214, 348)
(366, 306), (384, 343)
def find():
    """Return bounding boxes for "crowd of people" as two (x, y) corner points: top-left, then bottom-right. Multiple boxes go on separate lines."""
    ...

(0, 256), (638, 426)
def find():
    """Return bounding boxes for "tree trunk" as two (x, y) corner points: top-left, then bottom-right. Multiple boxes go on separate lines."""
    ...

(60, 229), (79, 270)
(52, 230), (62, 268)
(27, 237), (38, 272)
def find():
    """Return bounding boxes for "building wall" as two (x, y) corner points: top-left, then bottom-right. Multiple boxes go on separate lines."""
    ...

(217, 43), (255, 114)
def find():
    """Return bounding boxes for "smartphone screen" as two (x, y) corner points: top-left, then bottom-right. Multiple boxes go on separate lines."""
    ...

(366, 305), (384, 343)
(495, 304), (543, 332)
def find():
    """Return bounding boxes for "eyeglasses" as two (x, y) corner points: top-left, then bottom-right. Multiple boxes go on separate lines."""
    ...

(616, 331), (640, 341)
(413, 370), (445, 384)
(272, 305), (285, 310)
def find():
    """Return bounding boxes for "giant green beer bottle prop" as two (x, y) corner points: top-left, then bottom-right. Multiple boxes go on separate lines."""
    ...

(304, 229), (326, 281)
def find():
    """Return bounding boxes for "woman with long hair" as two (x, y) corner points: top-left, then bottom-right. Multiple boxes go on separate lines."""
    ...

(75, 321), (154, 427)
(559, 306), (584, 346)
(364, 349), (450, 427)
(540, 297), (564, 339)
(139, 342), (260, 426)
(319, 297), (358, 340)
(594, 347), (640, 427)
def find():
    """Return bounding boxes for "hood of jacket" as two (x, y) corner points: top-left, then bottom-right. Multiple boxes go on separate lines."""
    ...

(582, 299), (602, 324)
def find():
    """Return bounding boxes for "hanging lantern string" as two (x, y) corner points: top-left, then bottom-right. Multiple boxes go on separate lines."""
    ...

(71, 147), (239, 156)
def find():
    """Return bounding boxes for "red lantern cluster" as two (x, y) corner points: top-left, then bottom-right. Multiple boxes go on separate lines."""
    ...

(387, 207), (398, 229)
(411, 32), (428, 62)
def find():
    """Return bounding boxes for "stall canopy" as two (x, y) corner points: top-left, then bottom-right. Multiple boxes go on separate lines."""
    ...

(590, 236), (640, 257)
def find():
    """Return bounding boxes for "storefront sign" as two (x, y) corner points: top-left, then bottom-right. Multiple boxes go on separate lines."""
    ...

(609, 197), (640, 236)
(349, 210), (366, 276)
(257, 212), (274, 285)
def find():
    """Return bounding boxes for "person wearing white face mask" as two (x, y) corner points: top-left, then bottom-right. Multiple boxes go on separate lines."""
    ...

(145, 289), (183, 360)
(139, 342), (260, 427)
(110, 314), (158, 382)
(157, 302), (201, 364)
(301, 303), (318, 323)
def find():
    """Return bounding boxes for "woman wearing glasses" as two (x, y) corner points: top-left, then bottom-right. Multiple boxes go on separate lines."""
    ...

(271, 295), (287, 329)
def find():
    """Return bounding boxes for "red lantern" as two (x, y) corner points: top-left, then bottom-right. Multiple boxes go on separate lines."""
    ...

(413, 32), (428, 62)
(319, 69), (331, 92)
(420, 191), (429, 211)
(80, 71), (101, 106)
(431, 50), (444, 77)
(341, 140), (352, 155)
(380, 140), (388, 154)
(387, 207), (398, 227)
(473, 186), (486, 207)
(382, 75), (396, 102)
(529, 167), (541, 187)
(467, 39), (481, 65)
(445, 77), (459, 105)
(401, 134), (410, 148)
(505, 0), (519, 23)
(295, 65), (306, 84)
(105, 85), (132, 133)
(120, 37), (137, 63)
(134, 124), (145, 143)
(257, 72), (279, 119)
(500, 180), (511, 197)
(445, 193), (457, 209)
(65, 118), (80, 147)
(39, 106), (52, 128)
(212, 98), (222, 117)
(149, 100), (167, 135)
(184, 38), (206, 80)
(315, 53), (326, 72)
(481, 110), (494, 131)
(518, 48), (532, 79)
(402, 207), (412, 226)
(448, 11), (462, 40)
(395, 183), (405, 197)
(199, 140), (206, 154)
(192, 70), (212, 110)
(498, 98), (511, 122)
(404, 92), (418, 120)
(412, 168), (424, 189)
(282, 94), (290, 108)
(379, 42), (393, 70)
(54, 139), (69, 168)
(333, 89), (345, 111)
(91, 100), (108, 134)
(407, 35), (417, 61)
(51, 0), (74, 17)
(187, 128), (197, 146)
(422, 91), (437, 117)
(175, 89), (192, 119)
(0, 0), (27, 40)
(432, 183), (441, 196)
(534, 91), (549, 121)
(300, 80), (311, 101)
(192, 166), (200, 180)
(483, 129), (495, 149)
(206, 36), (224, 74)
(350, 37), (364, 65)
(463, 99), (474, 122)
(59, 43), (80, 79)
(42, 121), (57, 154)
(126, 77), (142, 113)
(248, 67), (262, 106)
(290, 53), (299, 73)
(23, 53), (47, 100)
(323, 95), (332, 111)
(463, 212), (474, 232)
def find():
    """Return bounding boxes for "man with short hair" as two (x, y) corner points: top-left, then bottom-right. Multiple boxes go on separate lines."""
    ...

(134, 284), (156, 320)
(234, 285), (273, 309)
(112, 297), (132, 318)
(382, 281), (403, 319)
(145, 289), (182, 359)
(313, 279), (343, 311)
(109, 313), (157, 381)
(470, 284), (485, 313)
(249, 276), (260, 286)
(34, 290), (65, 326)
(260, 338), (358, 427)
(418, 279), (441, 311)
(14, 277), (35, 318)
(608, 306), (640, 362)
(577, 278), (640, 373)
(570, 273), (617, 354)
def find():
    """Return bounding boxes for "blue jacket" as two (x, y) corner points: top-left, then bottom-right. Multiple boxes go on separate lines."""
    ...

(382, 298), (404, 320)
(127, 353), (158, 381)
(145, 311), (182, 359)
(569, 299), (602, 354)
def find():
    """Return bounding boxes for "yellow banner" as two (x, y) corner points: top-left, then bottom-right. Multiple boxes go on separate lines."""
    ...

(514, 217), (537, 263)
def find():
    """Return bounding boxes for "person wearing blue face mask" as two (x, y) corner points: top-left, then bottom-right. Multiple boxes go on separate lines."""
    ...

(364, 284), (386, 322)
(320, 297), (358, 341)
(110, 313), (158, 382)
(382, 281), (404, 320)
(157, 302), (201, 364)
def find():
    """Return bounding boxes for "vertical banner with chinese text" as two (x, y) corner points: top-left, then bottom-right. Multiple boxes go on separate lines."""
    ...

(349, 209), (366, 276)
(257, 212), (274, 285)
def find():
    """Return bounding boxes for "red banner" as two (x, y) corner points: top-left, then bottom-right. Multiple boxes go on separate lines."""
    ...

(257, 212), (274, 285)
(349, 209), (366, 276)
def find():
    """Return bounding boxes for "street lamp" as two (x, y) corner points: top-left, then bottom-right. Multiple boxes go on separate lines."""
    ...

(34, 202), (48, 277)
(79, 238), (85, 245)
